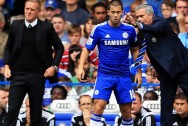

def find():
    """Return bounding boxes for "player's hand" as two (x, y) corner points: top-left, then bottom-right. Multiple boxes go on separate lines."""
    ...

(134, 68), (142, 88)
(176, 12), (185, 24)
(4, 65), (11, 78)
(76, 67), (85, 82)
(44, 66), (56, 77)
(131, 114), (136, 120)
(122, 13), (136, 26)
(83, 109), (91, 126)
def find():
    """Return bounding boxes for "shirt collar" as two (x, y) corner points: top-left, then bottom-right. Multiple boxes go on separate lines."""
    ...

(25, 19), (38, 28)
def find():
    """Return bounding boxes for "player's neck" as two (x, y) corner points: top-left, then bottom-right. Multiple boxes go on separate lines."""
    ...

(108, 21), (121, 27)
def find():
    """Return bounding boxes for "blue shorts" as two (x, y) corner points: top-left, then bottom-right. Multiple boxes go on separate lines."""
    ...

(92, 76), (135, 104)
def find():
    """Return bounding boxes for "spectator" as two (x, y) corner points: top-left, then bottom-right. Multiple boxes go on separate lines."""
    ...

(91, 69), (97, 83)
(17, 97), (55, 126)
(185, 14), (188, 31)
(38, 1), (46, 21)
(51, 14), (70, 49)
(167, 0), (188, 33)
(59, 25), (98, 74)
(0, 0), (5, 7)
(129, 0), (142, 20)
(45, 0), (58, 22)
(161, 0), (174, 19)
(114, 92), (156, 126)
(59, 44), (82, 77)
(81, 17), (98, 54)
(71, 95), (106, 126)
(50, 85), (67, 101)
(91, 2), (108, 24)
(150, 67), (160, 91)
(67, 45), (82, 77)
(178, 14), (188, 48)
(44, 84), (68, 111)
(0, 12), (8, 67)
(173, 92), (188, 125)
(0, 87), (8, 125)
(62, 0), (89, 25)
(58, 76), (78, 99)
(74, 53), (91, 94)
(85, 0), (98, 14)
(83, 17), (97, 40)
(143, 90), (159, 101)
(145, 65), (153, 83)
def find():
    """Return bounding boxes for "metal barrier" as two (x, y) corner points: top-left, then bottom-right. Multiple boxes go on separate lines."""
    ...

(0, 81), (160, 87)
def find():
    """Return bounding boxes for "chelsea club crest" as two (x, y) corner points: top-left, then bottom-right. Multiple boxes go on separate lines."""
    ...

(122, 32), (128, 39)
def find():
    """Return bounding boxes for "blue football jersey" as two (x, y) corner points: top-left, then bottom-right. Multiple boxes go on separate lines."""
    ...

(85, 21), (137, 76)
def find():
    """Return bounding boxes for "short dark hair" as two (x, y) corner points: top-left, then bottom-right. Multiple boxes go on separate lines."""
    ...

(174, 0), (188, 8)
(52, 14), (65, 22)
(0, 85), (9, 91)
(92, 2), (107, 13)
(108, 0), (123, 10)
(144, 90), (158, 100)
(84, 17), (97, 38)
(175, 92), (188, 102)
(50, 85), (68, 99)
(161, 0), (174, 9)
(68, 24), (82, 35)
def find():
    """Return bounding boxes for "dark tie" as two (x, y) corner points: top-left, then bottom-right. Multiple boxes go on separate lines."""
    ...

(28, 24), (32, 28)
(135, 38), (147, 69)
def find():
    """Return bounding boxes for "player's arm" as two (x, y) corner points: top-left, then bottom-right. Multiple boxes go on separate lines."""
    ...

(130, 27), (142, 88)
(131, 47), (139, 62)
(132, 47), (142, 88)
(76, 47), (90, 82)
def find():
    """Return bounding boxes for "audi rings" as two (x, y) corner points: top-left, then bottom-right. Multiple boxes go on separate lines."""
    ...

(105, 104), (116, 110)
(147, 104), (161, 109)
(56, 103), (71, 109)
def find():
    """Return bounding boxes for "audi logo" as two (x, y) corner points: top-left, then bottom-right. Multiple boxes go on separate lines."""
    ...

(105, 104), (116, 110)
(147, 104), (161, 109)
(56, 103), (71, 109)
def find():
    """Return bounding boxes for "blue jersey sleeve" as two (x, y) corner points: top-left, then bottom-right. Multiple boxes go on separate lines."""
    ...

(85, 25), (100, 50)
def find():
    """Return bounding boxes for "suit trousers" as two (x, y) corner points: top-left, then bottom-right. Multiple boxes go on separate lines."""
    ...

(2, 72), (45, 126)
(159, 68), (188, 126)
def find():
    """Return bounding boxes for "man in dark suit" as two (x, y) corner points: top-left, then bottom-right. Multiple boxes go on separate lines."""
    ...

(125, 4), (188, 126)
(3, 0), (64, 126)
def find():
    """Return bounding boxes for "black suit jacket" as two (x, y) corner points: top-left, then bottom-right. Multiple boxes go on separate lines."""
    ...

(141, 16), (188, 78)
(4, 19), (64, 83)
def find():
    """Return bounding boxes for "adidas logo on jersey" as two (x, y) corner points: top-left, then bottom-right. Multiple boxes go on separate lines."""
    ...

(105, 34), (111, 38)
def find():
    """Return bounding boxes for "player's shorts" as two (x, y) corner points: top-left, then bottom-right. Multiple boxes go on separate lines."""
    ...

(92, 76), (135, 104)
